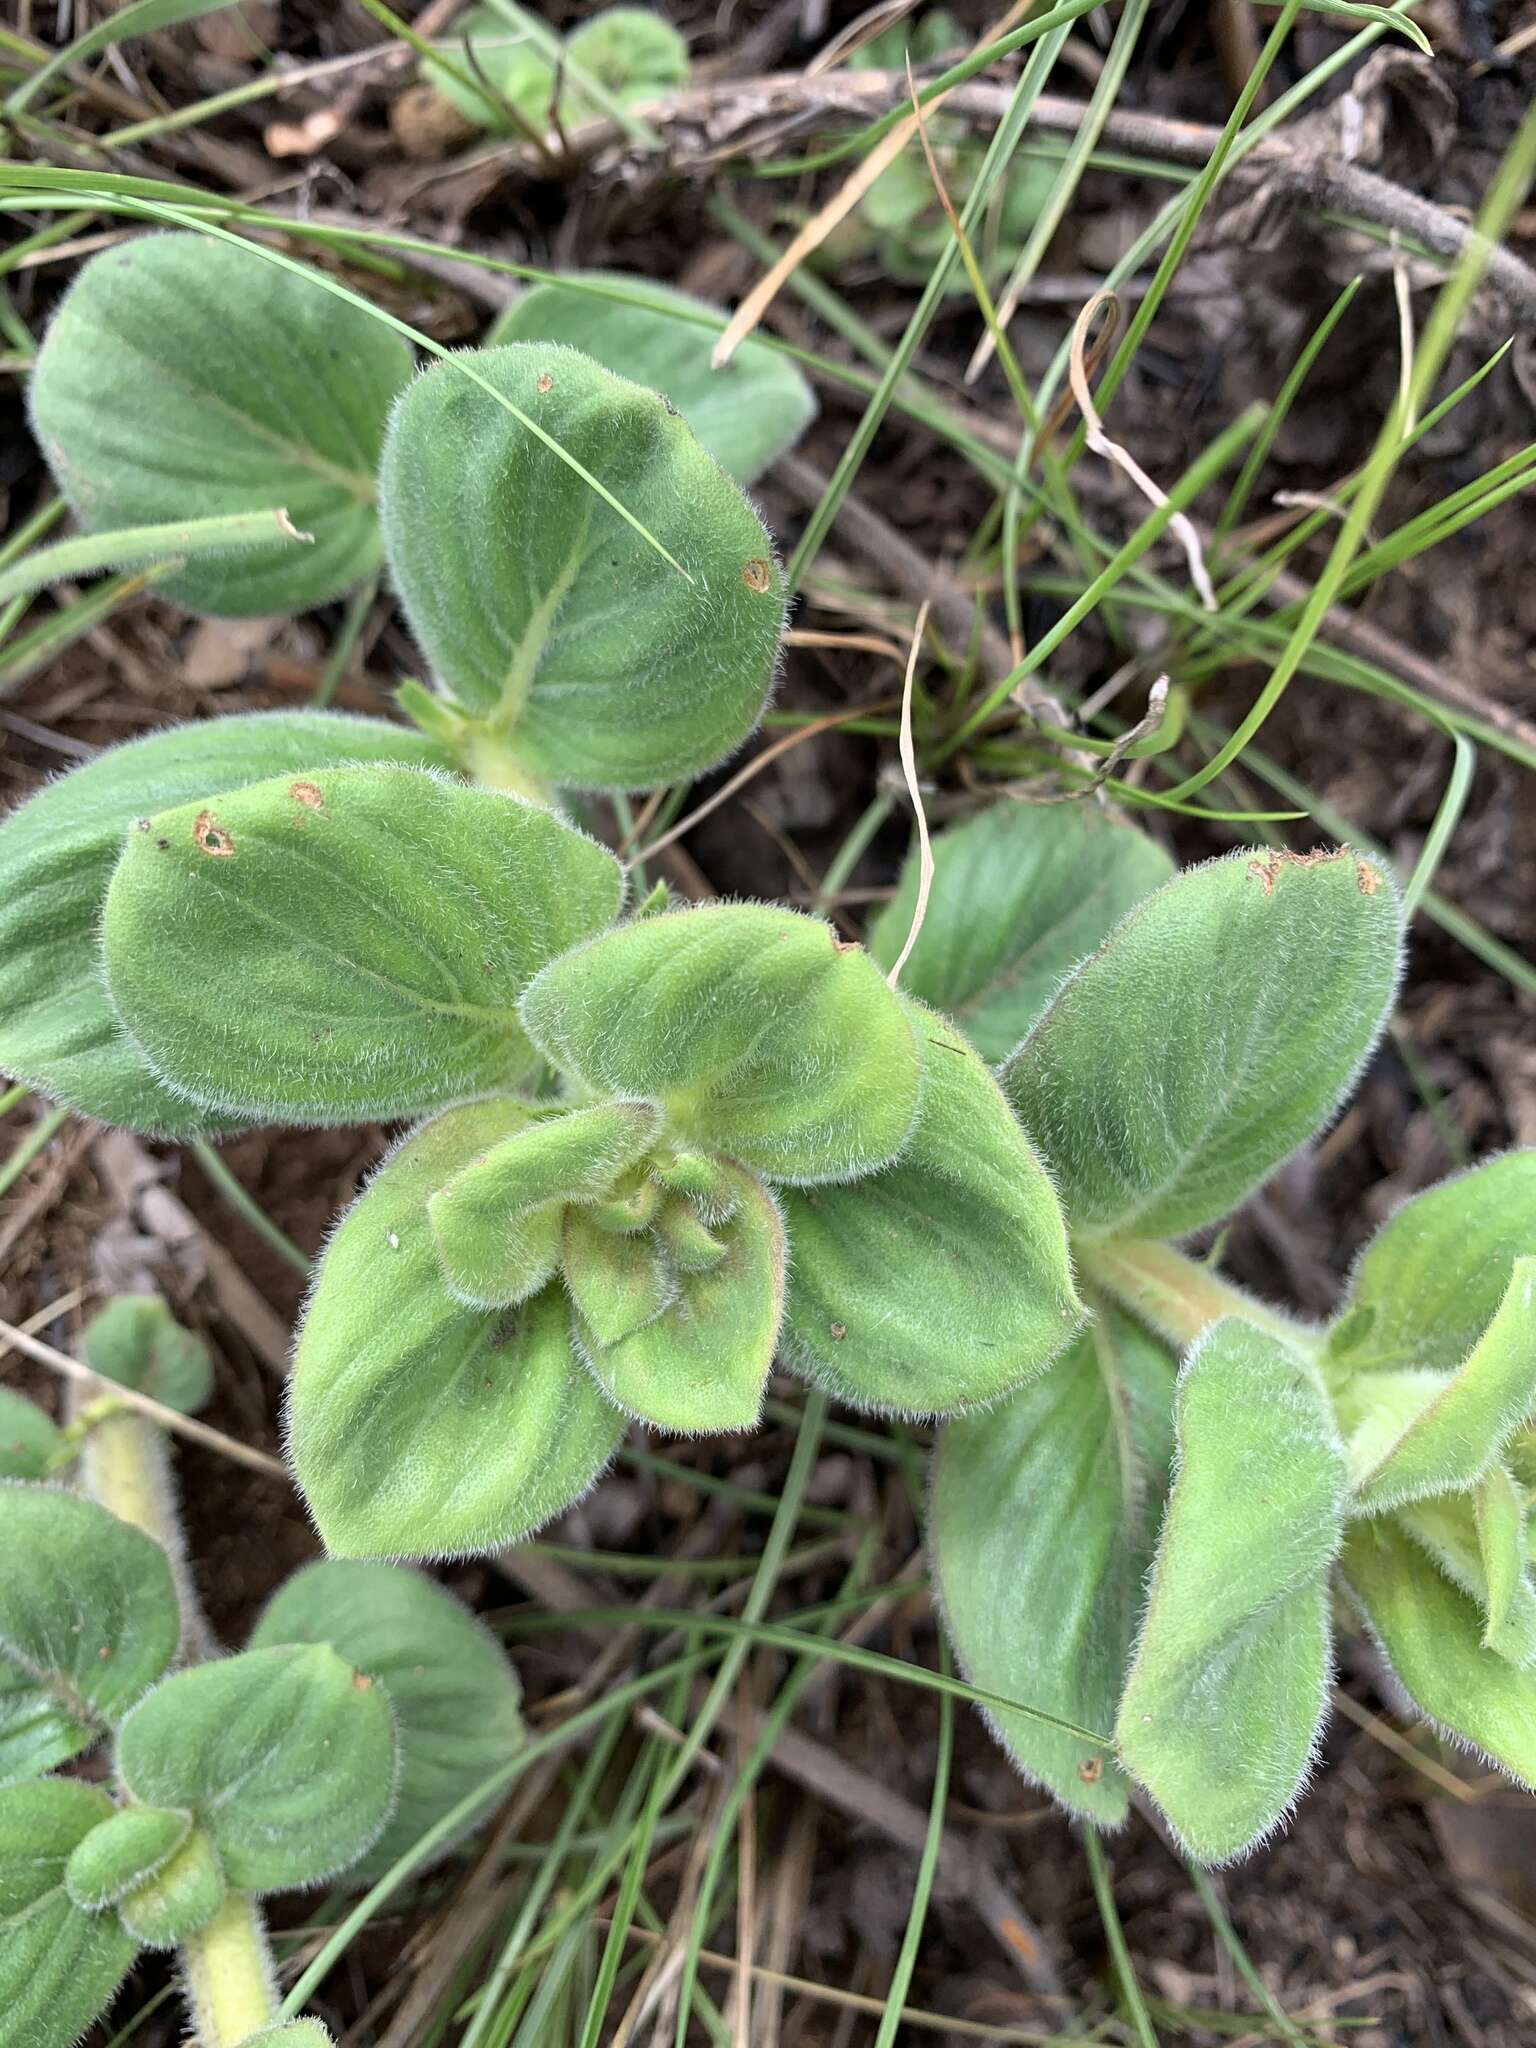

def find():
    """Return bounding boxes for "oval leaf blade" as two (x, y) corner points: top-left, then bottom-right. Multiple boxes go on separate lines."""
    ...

(781, 1001), (1081, 1412)
(249, 1560), (524, 1884)
(290, 1103), (626, 1559)
(1000, 848), (1402, 1241)
(0, 1777), (137, 2048)
(102, 766), (623, 1125)
(115, 1643), (396, 1893)
(521, 904), (923, 1184)
(930, 1310), (1176, 1823)
(29, 232), (412, 617)
(0, 1483), (179, 1731)
(490, 273), (815, 485)
(869, 803), (1173, 1062)
(0, 711), (451, 1133)
(1115, 1320), (1348, 1862)
(379, 344), (785, 788)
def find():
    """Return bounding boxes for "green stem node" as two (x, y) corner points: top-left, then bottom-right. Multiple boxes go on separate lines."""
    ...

(1080, 1236), (1313, 1356)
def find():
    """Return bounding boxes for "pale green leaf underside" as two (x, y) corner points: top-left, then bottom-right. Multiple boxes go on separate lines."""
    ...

(781, 997), (1081, 1413)
(1116, 1320), (1347, 1862)
(1350, 1259), (1536, 1514)
(249, 1560), (524, 1884)
(1329, 1151), (1536, 1374)
(102, 765), (623, 1126)
(290, 1103), (626, 1559)
(490, 272), (815, 485)
(931, 1310), (1175, 1824)
(1342, 1520), (1536, 1790)
(379, 344), (785, 789)
(1000, 849), (1402, 1241)
(869, 802), (1173, 1062)
(29, 231), (411, 616)
(0, 710), (450, 1134)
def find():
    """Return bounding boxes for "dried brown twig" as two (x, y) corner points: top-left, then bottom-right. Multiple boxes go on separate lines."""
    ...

(417, 73), (1536, 326)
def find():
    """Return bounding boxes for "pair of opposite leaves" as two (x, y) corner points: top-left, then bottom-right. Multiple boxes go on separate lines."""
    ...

(0, 1480), (522, 2048)
(73, 754), (1080, 1552)
(28, 232), (811, 787)
(892, 816), (1536, 1860)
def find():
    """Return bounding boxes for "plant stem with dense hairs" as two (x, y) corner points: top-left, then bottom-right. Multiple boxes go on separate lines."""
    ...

(1078, 1235), (1318, 1359)
(71, 1387), (283, 2045)
(180, 1891), (282, 2047)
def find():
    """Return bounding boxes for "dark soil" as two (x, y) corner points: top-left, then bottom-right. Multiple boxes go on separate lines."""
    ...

(3, 1), (1535, 2041)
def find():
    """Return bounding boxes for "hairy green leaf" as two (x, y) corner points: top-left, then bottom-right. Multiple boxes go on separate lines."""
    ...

(1116, 1321), (1348, 1862)
(490, 274), (815, 485)
(0, 711), (449, 1133)
(82, 1295), (212, 1415)
(1396, 1491), (1536, 1668)
(429, 1100), (658, 1307)
(379, 344), (785, 788)
(562, 8), (689, 117)
(0, 1659), (95, 1792)
(0, 1392), (64, 1482)
(0, 1777), (137, 2048)
(1000, 849), (1402, 1240)
(1328, 1151), (1536, 1374)
(250, 1560), (524, 1883)
(115, 1825), (223, 1947)
(29, 233), (411, 616)
(782, 1000), (1081, 1412)
(116, 1643), (396, 1892)
(1349, 1260), (1536, 1514)
(573, 1163), (784, 1433)
(0, 1484), (179, 1733)
(102, 765), (622, 1125)
(563, 1206), (672, 1343)
(423, 6), (554, 129)
(1476, 1466), (1536, 1664)
(64, 1805), (190, 1911)
(869, 803), (1173, 1062)
(521, 905), (922, 1183)
(931, 1310), (1175, 1825)
(1341, 1519), (1536, 1790)
(290, 1104), (626, 1559)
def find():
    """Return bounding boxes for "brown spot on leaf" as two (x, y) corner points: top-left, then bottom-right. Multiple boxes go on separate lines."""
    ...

(290, 779), (326, 813)
(832, 937), (859, 954)
(741, 558), (773, 593)
(829, 1320), (847, 1341)
(537, 372), (554, 394)
(1077, 1755), (1104, 1784)
(156, 839), (170, 852)
(194, 810), (235, 858)
(1357, 859), (1382, 895)
(135, 817), (151, 833)
(351, 1672), (374, 1692)
(1246, 845), (1351, 897)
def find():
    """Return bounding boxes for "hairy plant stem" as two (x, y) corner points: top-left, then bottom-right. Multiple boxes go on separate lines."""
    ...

(1078, 1235), (1317, 1358)
(72, 1386), (282, 2045)
(180, 1891), (281, 2047)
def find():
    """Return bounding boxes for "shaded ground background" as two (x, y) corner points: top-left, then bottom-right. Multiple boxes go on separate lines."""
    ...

(2, 0), (1535, 2040)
